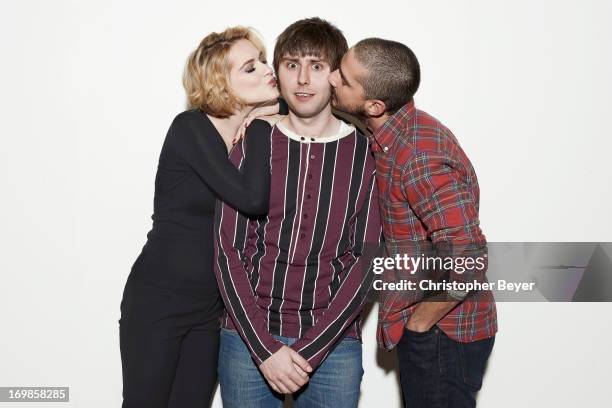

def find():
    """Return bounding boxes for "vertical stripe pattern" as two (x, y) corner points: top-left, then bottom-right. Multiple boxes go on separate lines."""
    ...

(215, 124), (381, 368)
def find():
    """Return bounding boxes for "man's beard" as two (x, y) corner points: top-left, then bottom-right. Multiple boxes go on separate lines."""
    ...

(331, 90), (367, 119)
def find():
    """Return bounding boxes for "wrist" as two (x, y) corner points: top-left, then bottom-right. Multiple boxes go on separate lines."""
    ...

(406, 316), (431, 332)
(446, 288), (468, 301)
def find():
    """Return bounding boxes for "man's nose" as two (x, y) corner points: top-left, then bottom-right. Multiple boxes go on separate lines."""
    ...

(298, 66), (309, 85)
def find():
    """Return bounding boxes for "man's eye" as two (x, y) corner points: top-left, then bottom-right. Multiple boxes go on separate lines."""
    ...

(287, 62), (297, 69)
(312, 64), (321, 71)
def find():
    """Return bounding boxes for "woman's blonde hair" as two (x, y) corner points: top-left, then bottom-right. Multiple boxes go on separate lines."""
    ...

(183, 26), (266, 118)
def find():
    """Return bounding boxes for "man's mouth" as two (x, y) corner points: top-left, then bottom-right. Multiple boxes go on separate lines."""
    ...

(294, 92), (315, 101)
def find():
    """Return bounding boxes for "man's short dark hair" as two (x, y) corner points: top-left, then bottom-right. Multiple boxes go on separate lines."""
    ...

(353, 38), (421, 114)
(273, 17), (348, 74)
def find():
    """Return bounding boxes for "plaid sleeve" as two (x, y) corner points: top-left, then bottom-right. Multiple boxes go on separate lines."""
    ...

(400, 150), (487, 284)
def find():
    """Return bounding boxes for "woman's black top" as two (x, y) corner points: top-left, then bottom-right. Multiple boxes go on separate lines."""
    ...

(129, 110), (271, 294)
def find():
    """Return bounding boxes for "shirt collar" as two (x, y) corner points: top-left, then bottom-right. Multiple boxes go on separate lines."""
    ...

(276, 120), (355, 143)
(370, 100), (416, 154)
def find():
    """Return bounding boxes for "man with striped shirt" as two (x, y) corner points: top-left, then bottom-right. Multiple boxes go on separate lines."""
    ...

(214, 18), (381, 407)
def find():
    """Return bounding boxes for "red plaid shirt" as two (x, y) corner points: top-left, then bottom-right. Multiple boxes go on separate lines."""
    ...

(371, 100), (497, 349)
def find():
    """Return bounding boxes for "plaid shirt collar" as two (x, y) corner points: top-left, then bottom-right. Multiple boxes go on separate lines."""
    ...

(370, 100), (416, 154)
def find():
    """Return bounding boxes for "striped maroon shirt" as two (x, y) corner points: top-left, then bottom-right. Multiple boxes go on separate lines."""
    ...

(214, 120), (381, 368)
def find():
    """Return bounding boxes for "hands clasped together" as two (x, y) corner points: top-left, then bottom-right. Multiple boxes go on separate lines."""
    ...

(259, 345), (313, 394)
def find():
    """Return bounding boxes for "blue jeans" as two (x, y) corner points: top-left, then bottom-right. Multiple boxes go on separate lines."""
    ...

(396, 326), (495, 408)
(218, 328), (363, 408)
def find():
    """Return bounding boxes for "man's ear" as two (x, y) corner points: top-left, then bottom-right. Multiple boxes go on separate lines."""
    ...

(364, 99), (387, 118)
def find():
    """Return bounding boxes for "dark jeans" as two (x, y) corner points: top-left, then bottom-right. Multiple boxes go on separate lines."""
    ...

(396, 326), (495, 408)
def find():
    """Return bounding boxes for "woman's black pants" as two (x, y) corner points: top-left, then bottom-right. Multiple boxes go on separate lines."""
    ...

(119, 277), (222, 408)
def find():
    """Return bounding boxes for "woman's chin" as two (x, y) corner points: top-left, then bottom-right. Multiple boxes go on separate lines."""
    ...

(269, 89), (280, 100)
(257, 92), (280, 105)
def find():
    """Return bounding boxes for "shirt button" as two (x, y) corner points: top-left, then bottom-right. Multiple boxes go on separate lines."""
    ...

(306, 194), (311, 199)
(310, 138), (315, 141)
(308, 174), (312, 179)
(303, 214), (308, 219)
(301, 137), (305, 141)
(300, 233), (306, 238)
(310, 155), (315, 159)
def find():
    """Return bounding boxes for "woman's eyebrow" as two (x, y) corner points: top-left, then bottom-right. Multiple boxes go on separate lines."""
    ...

(239, 58), (255, 70)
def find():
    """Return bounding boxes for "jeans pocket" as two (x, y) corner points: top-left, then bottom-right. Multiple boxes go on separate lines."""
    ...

(398, 327), (439, 371)
(331, 336), (362, 357)
(458, 336), (495, 390)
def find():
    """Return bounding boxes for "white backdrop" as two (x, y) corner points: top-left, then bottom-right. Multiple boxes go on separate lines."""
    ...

(1, 1), (611, 407)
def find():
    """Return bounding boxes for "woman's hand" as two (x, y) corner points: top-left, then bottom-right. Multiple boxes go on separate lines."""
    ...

(233, 103), (284, 145)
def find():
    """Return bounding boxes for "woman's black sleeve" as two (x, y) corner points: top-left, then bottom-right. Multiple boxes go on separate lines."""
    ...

(168, 112), (271, 215)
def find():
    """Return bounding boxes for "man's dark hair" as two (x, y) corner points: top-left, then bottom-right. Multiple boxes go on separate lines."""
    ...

(352, 38), (421, 114)
(273, 17), (348, 74)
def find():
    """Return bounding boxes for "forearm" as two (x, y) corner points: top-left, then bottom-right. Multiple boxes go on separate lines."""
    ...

(215, 201), (283, 364)
(290, 258), (375, 368)
(407, 294), (459, 332)
(238, 120), (272, 214)
(173, 112), (271, 215)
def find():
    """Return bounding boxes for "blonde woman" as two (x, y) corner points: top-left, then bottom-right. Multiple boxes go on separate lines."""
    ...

(119, 27), (279, 407)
